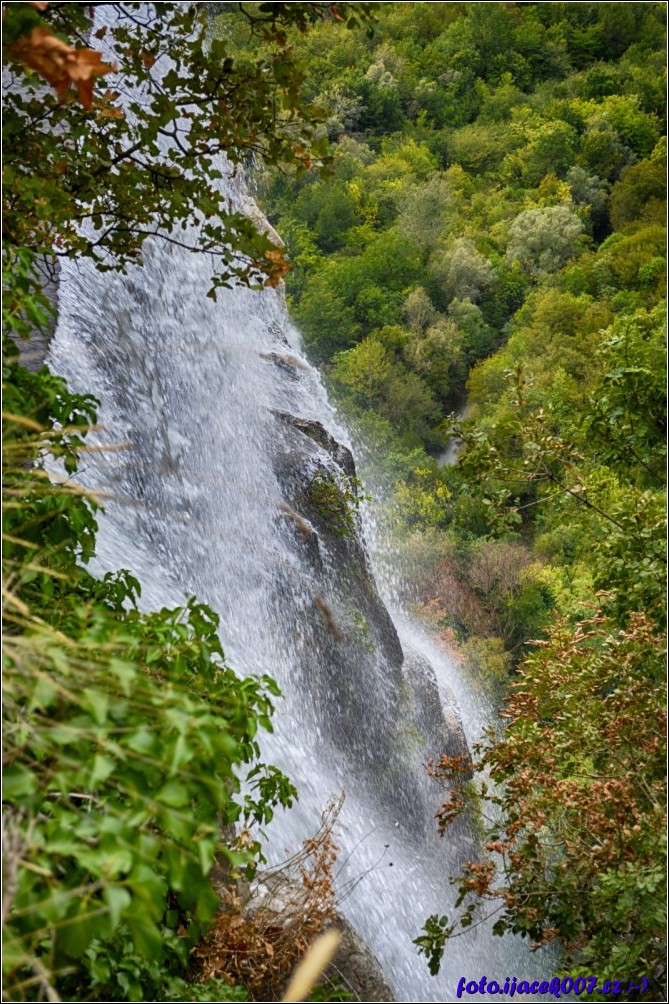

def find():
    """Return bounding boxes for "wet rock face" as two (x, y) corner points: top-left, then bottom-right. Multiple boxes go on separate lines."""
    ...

(328, 914), (396, 1002)
(268, 396), (472, 844)
(276, 411), (357, 478)
(271, 408), (404, 768)
(401, 648), (470, 765)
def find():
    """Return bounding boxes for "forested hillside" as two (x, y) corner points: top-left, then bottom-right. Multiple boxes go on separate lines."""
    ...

(2, 4), (365, 1001)
(259, 2), (667, 994)
(3, 1), (666, 1000)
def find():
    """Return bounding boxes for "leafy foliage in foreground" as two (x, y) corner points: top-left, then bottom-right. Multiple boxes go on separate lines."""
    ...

(424, 610), (666, 995)
(3, 1), (371, 295)
(3, 358), (296, 1001)
(3, 6), (377, 998)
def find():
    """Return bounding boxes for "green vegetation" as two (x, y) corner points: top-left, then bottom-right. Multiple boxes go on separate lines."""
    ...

(305, 470), (368, 538)
(3, 1), (667, 998)
(2, 3), (369, 1001)
(258, 2), (666, 996)
(2, 1), (367, 298)
(3, 347), (296, 1002)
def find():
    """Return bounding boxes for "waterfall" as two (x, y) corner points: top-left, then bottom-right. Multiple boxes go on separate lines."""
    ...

(49, 215), (556, 1001)
(46, 10), (553, 1000)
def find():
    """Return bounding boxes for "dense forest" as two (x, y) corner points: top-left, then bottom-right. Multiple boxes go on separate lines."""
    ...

(259, 1), (667, 993)
(3, 4), (362, 1001)
(3, 2), (666, 1002)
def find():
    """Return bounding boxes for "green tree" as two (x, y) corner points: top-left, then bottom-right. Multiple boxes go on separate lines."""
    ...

(449, 121), (518, 173)
(404, 319), (464, 402)
(610, 159), (667, 231)
(331, 337), (393, 407)
(3, 4), (375, 1000)
(520, 120), (579, 186)
(584, 306), (666, 485)
(428, 238), (495, 305)
(446, 298), (496, 366)
(566, 165), (609, 236)
(380, 368), (439, 441)
(332, 336), (438, 441)
(403, 287), (437, 332)
(295, 280), (361, 361)
(506, 205), (585, 278)
(580, 125), (631, 179)
(3, 1), (372, 298)
(422, 611), (666, 1000)
(397, 174), (454, 252)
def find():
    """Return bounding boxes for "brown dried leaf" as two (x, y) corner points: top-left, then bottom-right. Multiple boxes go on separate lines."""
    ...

(99, 105), (124, 119)
(10, 26), (116, 109)
(262, 247), (291, 287)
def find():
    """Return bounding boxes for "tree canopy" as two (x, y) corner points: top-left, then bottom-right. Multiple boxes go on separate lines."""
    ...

(258, 3), (666, 996)
(3, 0), (372, 315)
(2, 3), (370, 1001)
(3, 1), (667, 999)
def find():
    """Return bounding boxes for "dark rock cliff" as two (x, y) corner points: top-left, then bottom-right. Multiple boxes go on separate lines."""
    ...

(264, 354), (471, 852)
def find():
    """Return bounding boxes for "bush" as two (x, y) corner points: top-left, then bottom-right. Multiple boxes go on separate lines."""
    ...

(506, 205), (585, 277)
(305, 470), (367, 539)
(610, 159), (667, 231)
(3, 364), (296, 1002)
(426, 611), (666, 1000)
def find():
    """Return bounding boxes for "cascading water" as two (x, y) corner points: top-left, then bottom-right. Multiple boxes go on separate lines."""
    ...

(50, 223), (555, 1002)
(47, 10), (554, 1001)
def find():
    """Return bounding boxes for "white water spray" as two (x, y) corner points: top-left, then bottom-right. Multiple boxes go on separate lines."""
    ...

(48, 8), (554, 999)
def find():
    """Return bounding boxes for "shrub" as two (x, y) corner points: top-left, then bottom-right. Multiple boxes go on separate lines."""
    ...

(506, 205), (585, 278)
(424, 611), (666, 1000)
(3, 364), (296, 1002)
(305, 470), (367, 539)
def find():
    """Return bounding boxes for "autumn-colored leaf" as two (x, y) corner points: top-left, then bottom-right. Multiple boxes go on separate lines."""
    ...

(10, 26), (116, 110)
(98, 103), (124, 120)
(262, 247), (291, 288)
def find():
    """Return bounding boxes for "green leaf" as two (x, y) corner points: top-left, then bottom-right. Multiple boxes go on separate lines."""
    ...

(3, 764), (37, 798)
(82, 688), (110, 725)
(127, 911), (163, 959)
(90, 754), (116, 786)
(56, 904), (98, 959)
(156, 780), (190, 808)
(109, 659), (137, 693)
(103, 885), (132, 932)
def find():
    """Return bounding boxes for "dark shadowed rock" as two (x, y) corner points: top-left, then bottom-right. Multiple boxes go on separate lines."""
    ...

(401, 647), (471, 765)
(268, 401), (472, 842)
(327, 915), (396, 1002)
(275, 411), (357, 477)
